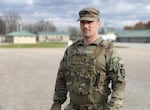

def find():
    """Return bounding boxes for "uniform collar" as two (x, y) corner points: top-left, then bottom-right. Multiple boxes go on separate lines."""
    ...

(77, 37), (103, 46)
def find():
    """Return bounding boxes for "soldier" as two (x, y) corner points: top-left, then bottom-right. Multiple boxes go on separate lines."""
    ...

(50, 7), (126, 110)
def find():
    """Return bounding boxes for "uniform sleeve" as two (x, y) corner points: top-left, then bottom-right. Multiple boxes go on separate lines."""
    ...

(106, 49), (126, 110)
(53, 50), (68, 104)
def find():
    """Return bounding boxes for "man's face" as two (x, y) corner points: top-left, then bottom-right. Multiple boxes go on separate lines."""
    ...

(80, 20), (100, 38)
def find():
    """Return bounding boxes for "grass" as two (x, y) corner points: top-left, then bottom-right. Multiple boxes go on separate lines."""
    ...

(0, 42), (67, 48)
(0, 42), (128, 48)
(114, 45), (129, 48)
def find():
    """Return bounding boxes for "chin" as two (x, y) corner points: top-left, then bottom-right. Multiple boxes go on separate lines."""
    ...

(84, 35), (91, 38)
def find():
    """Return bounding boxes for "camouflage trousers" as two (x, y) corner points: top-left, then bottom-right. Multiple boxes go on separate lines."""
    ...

(64, 104), (104, 110)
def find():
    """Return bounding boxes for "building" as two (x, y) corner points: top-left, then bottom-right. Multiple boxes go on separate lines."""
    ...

(0, 35), (5, 43)
(106, 29), (150, 43)
(6, 30), (37, 44)
(115, 30), (150, 43)
(38, 32), (69, 42)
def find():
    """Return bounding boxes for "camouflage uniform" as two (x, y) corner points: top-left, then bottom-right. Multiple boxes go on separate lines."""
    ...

(51, 37), (126, 110)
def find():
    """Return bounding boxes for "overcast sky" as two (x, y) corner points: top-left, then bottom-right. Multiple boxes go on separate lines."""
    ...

(0, 0), (150, 30)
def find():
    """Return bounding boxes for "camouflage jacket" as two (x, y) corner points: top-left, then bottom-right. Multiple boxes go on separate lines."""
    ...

(52, 37), (126, 110)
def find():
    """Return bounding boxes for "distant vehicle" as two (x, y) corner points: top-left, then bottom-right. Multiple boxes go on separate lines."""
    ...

(100, 33), (117, 42)
(67, 40), (73, 46)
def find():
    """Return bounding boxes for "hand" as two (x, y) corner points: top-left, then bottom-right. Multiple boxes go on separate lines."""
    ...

(50, 103), (61, 110)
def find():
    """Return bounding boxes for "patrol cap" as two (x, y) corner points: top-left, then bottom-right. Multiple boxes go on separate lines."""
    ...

(77, 7), (100, 21)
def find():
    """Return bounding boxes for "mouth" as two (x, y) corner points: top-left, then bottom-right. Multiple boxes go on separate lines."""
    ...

(83, 29), (90, 33)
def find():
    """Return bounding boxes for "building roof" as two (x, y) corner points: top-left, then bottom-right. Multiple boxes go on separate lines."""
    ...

(107, 29), (150, 38)
(38, 32), (68, 36)
(6, 30), (36, 37)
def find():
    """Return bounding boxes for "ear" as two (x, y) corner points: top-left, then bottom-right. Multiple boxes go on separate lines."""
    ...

(98, 21), (101, 27)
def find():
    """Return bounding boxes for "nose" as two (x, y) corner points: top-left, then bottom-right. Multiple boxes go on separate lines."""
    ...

(82, 22), (89, 28)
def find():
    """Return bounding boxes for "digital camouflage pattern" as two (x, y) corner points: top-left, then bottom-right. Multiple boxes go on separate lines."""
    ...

(52, 37), (126, 110)
(77, 7), (100, 21)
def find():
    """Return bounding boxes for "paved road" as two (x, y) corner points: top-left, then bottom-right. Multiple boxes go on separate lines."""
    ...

(0, 43), (150, 110)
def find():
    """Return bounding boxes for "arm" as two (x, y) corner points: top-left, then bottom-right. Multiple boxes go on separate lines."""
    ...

(106, 49), (126, 110)
(50, 50), (68, 110)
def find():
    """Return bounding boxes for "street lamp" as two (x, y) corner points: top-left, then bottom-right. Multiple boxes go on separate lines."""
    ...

(16, 20), (22, 47)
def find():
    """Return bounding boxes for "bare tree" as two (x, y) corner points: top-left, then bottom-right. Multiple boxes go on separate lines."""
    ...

(24, 19), (57, 33)
(0, 16), (5, 34)
(124, 25), (133, 30)
(3, 11), (22, 33)
(68, 26), (81, 41)
(145, 21), (150, 29)
(133, 22), (145, 30)
(36, 19), (57, 32)
(123, 20), (150, 30)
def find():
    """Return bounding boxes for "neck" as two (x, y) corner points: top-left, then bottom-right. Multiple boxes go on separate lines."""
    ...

(83, 35), (99, 45)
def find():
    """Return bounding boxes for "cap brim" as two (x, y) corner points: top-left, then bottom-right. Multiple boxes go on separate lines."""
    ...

(77, 17), (97, 21)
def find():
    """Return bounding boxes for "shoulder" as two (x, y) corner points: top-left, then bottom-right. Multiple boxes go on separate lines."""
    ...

(99, 40), (114, 55)
(71, 38), (82, 46)
(65, 39), (82, 55)
(67, 39), (82, 49)
(100, 40), (113, 49)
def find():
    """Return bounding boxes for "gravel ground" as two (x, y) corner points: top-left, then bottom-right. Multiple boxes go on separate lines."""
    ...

(0, 43), (150, 110)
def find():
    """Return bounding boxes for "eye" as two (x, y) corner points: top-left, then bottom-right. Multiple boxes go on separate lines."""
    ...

(80, 21), (93, 24)
(88, 21), (93, 24)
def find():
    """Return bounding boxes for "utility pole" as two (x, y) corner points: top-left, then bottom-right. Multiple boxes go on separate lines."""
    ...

(16, 20), (22, 47)
(104, 22), (108, 34)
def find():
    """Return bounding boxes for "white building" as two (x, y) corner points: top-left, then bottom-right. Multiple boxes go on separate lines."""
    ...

(0, 35), (5, 43)
(6, 30), (37, 44)
(38, 32), (69, 42)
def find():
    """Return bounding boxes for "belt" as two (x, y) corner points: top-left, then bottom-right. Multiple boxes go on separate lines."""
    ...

(73, 104), (104, 110)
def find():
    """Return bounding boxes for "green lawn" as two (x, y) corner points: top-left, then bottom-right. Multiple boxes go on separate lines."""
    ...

(0, 42), (67, 48)
(0, 42), (128, 48)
